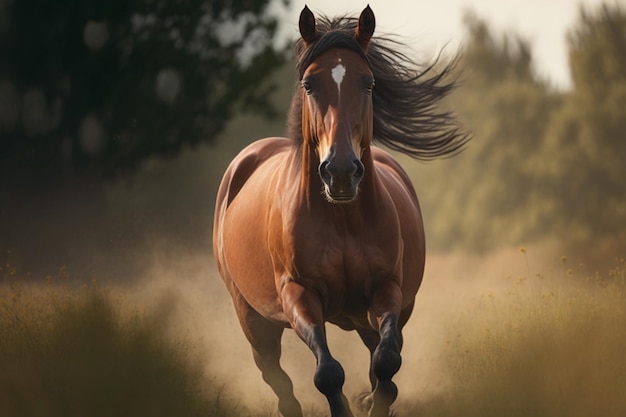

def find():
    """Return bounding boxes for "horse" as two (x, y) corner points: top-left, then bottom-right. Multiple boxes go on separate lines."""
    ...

(213, 6), (467, 417)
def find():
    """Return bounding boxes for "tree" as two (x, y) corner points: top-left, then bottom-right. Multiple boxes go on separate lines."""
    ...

(405, 12), (558, 251)
(0, 0), (290, 278)
(409, 4), (626, 252)
(0, 0), (289, 183)
(541, 3), (626, 238)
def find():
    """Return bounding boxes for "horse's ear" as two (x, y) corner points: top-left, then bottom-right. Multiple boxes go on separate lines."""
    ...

(355, 5), (375, 49)
(299, 5), (317, 44)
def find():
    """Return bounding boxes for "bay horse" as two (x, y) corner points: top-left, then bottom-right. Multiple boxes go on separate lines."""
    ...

(213, 5), (467, 417)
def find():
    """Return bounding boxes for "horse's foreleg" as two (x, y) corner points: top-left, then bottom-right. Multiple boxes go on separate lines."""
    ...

(232, 290), (303, 417)
(367, 281), (405, 417)
(281, 281), (354, 417)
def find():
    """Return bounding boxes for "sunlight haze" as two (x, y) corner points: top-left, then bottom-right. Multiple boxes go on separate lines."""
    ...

(273, 0), (620, 90)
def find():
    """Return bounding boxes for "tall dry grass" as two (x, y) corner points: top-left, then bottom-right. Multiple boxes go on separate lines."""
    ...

(406, 255), (626, 417)
(0, 263), (251, 417)
(2, 250), (625, 417)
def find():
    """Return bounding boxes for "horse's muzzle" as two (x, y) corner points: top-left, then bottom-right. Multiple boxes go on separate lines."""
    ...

(319, 158), (364, 203)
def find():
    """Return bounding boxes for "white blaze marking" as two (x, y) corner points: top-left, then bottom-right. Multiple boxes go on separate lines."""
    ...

(331, 64), (346, 96)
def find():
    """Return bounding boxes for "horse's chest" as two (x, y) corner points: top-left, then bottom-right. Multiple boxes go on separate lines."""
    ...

(271, 200), (403, 313)
(293, 230), (400, 294)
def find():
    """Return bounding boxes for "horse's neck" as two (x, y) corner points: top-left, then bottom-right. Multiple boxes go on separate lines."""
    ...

(298, 142), (319, 205)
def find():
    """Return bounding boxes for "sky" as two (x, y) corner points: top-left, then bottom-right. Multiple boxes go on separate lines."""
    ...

(270, 0), (622, 91)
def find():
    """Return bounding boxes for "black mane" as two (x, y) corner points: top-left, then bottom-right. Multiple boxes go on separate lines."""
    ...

(288, 14), (469, 160)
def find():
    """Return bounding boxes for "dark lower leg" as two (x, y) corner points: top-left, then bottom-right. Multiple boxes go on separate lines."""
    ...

(306, 325), (353, 417)
(369, 314), (401, 417)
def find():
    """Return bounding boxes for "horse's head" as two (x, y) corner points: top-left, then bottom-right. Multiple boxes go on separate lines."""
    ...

(298, 5), (376, 203)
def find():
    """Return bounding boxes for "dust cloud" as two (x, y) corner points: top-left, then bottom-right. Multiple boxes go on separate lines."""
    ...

(120, 242), (574, 411)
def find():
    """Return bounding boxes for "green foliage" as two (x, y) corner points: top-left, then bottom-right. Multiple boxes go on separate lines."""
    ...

(460, 12), (534, 85)
(542, 3), (626, 238)
(0, 1), (291, 278)
(568, 3), (626, 97)
(0, 0), (288, 181)
(406, 3), (626, 251)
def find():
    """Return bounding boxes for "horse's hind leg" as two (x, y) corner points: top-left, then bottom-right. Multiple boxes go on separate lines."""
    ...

(354, 327), (379, 412)
(231, 290), (303, 417)
(369, 313), (401, 417)
(365, 284), (414, 417)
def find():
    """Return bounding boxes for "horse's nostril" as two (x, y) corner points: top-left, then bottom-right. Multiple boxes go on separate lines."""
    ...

(319, 160), (332, 185)
(353, 160), (364, 180)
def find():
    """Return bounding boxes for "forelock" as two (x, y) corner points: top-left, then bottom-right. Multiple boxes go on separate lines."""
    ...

(295, 21), (369, 78)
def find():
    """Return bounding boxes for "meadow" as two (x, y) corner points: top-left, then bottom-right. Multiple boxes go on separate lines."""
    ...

(2, 3), (625, 416)
(411, 249), (626, 417)
(0, 259), (243, 417)
(1, 246), (624, 417)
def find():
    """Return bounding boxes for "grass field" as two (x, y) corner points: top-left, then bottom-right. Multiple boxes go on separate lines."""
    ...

(1, 247), (624, 417)
(0, 262), (245, 417)
(409, 252), (626, 417)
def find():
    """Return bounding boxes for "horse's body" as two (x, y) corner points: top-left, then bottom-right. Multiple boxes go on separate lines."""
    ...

(213, 6), (467, 417)
(215, 137), (424, 327)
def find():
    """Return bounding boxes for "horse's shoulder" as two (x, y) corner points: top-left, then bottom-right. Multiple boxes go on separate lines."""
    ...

(371, 147), (411, 185)
(221, 137), (291, 206)
(371, 146), (419, 204)
(371, 147), (402, 171)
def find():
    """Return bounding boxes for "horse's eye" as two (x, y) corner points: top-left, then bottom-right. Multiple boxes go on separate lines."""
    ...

(302, 81), (313, 95)
(366, 81), (375, 94)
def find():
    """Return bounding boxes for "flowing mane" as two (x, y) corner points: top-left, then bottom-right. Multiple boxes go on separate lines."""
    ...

(288, 14), (469, 160)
